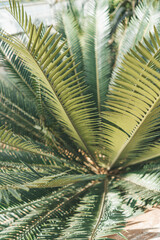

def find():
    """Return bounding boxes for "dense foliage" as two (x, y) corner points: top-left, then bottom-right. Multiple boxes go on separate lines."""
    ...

(0, 0), (160, 239)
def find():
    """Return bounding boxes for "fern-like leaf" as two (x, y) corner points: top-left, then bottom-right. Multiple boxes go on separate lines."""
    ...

(83, 0), (111, 113)
(0, 23), (97, 162)
(102, 26), (160, 169)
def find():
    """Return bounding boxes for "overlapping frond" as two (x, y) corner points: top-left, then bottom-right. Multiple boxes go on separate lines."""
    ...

(0, 169), (41, 205)
(0, 33), (61, 127)
(0, 168), (103, 207)
(55, 7), (84, 77)
(0, 178), (134, 240)
(113, 0), (160, 79)
(0, 80), (43, 141)
(0, 182), (92, 239)
(0, 4), (97, 160)
(24, 173), (105, 188)
(0, 152), (66, 181)
(0, 145), (90, 176)
(94, 190), (128, 240)
(0, 41), (74, 151)
(102, 26), (160, 168)
(58, 180), (128, 240)
(3, 1), (95, 156)
(113, 164), (160, 208)
(0, 126), (55, 159)
(83, 0), (111, 113)
(0, 148), (95, 210)
(0, 34), (53, 135)
(0, 40), (35, 98)
(57, 182), (105, 239)
(0, 80), (68, 154)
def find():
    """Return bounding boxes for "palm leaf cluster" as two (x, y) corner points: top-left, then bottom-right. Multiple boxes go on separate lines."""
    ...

(0, 0), (160, 239)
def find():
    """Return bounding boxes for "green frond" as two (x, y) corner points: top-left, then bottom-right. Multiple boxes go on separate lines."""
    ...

(0, 169), (42, 205)
(0, 79), (44, 142)
(24, 173), (105, 189)
(1, 0), (98, 161)
(3, 2), (61, 125)
(0, 146), (91, 176)
(0, 171), (104, 192)
(56, 182), (105, 240)
(113, 164), (160, 208)
(83, 0), (111, 113)
(0, 32), (65, 131)
(0, 179), (126, 239)
(113, 0), (160, 76)
(58, 181), (128, 239)
(94, 190), (128, 240)
(0, 182), (92, 239)
(0, 41), (36, 99)
(141, 161), (160, 172)
(0, 37), (54, 130)
(0, 184), (77, 218)
(56, 7), (84, 77)
(7, 0), (36, 41)
(0, 42), (75, 148)
(101, 26), (160, 168)
(121, 145), (160, 168)
(0, 26), (97, 161)
(0, 126), (56, 160)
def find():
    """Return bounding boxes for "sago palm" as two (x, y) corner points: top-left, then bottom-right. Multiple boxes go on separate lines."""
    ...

(0, 0), (160, 239)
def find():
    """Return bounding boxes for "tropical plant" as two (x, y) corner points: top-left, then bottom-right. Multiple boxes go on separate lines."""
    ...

(0, 0), (160, 239)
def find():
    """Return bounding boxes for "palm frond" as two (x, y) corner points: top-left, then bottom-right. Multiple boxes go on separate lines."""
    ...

(55, 182), (106, 240)
(0, 126), (57, 160)
(113, 0), (160, 77)
(0, 32), (97, 161)
(0, 37), (58, 130)
(0, 80), (44, 141)
(101, 26), (160, 168)
(1, 1), (100, 163)
(0, 40), (35, 99)
(0, 167), (103, 207)
(55, 7), (84, 77)
(113, 164), (160, 209)
(7, 0), (37, 41)
(0, 146), (91, 177)
(25, 173), (105, 188)
(2, 2), (68, 133)
(0, 169), (41, 205)
(0, 182), (93, 239)
(0, 171), (104, 192)
(83, 0), (111, 113)
(0, 80), (65, 153)
(58, 180), (128, 239)
(94, 190), (129, 240)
